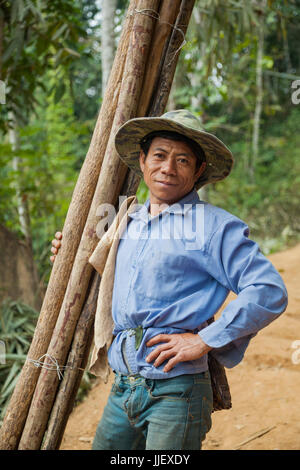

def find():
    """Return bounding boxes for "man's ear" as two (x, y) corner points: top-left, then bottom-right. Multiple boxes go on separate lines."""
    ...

(139, 150), (146, 173)
(194, 162), (206, 182)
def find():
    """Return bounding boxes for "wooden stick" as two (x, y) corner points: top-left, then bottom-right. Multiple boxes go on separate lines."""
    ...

(137, 0), (182, 117)
(233, 425), (276, 450)
(149, 0), (196, 116)
(41, 272), (100, 450)
(18, 0), (160, 450)
(0, 1), (137, 451)
(40, 0), (198, 449)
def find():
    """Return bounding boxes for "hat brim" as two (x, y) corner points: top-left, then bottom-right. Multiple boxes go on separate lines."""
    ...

(114, 116), (234, 189)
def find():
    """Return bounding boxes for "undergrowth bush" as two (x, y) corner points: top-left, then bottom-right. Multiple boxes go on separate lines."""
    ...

(0, 298), (94, 426)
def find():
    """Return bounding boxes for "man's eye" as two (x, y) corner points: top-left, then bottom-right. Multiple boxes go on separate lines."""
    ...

(154, 153), (164, 158)
(178, 158), (188, 164)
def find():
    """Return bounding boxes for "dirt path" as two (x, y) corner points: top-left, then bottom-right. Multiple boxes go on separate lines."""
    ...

(60, 244), (300, 450)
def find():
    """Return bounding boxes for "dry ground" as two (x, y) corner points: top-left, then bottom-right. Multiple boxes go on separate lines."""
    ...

(60, 243), (300, 451)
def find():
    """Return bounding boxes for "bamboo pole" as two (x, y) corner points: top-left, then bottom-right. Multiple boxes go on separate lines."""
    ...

(0, 1), (137, 451)
(18, 0), (161, 450)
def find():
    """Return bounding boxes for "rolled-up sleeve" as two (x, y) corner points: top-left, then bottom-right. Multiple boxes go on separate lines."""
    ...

(199, 217), (288, 367)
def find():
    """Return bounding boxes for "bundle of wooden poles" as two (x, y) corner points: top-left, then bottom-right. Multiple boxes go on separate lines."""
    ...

(0, 0), (197, 450)
(0, 0), (231, 450)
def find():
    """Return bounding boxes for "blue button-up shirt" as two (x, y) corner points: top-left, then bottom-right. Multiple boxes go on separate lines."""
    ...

(107, 189), (288, 379)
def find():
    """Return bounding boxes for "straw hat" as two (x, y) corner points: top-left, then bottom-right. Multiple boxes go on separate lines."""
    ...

(115, 109), (234, 189)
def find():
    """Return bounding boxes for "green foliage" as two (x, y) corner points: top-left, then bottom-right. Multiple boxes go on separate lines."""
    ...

(207, 107), (300, 253)
(0, 299), (39, 423)
(0, 0), (88, 131)
(136, 180), (149, 204)
(0, 298), (96, 424)
(172, 0), (300, 254)
(0, 72), (93, 282)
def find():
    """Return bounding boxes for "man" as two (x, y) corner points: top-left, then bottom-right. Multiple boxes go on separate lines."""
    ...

(50, 110), (288, 450)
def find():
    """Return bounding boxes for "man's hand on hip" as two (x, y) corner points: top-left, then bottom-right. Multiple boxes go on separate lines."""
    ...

(145, 333), (212, 373)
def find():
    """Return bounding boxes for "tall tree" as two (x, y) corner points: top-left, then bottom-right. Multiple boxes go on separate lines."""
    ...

(8, 109), (42, 305)
(8, 111), (31, 243)
(251, 0), (267, 180)
(101, 0), (118, 93)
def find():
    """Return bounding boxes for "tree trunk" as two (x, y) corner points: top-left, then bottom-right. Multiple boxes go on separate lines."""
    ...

(250, 1), (266, 180)
(0, 1), (137, 450)
(0, 225), (41, 310)
(8, 111), (42, 308)
(18, 0), (160, 450)
(8, 112), (32, 245)
(0, 11), (4, 79)
(101, 0), (117, 94)
(188, 7), (209, 202)
(189, 7), (205, 112)
(280, 16), (292, 74)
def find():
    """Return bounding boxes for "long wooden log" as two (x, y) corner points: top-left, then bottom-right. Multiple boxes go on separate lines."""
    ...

(137, 0), (182, 117)
(41, 1), (199, 449)
(41, 179), (142, 450)
(149, 0), (197, 116)
(18, 0), (161, 450)
(0, 1), (137, 451)
(41, 272), (100, 450)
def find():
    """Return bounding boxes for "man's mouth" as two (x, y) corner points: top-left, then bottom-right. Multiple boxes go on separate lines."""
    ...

(156, 181), (177, 186)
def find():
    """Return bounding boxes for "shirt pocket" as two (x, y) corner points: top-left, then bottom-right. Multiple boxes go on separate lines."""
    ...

(134, 248), (187, 304)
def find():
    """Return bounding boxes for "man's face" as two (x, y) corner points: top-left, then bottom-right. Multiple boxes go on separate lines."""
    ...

(139, 137), (206, 207)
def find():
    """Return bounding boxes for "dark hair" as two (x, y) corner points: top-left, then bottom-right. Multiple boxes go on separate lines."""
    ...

(139, 130), (206, 169)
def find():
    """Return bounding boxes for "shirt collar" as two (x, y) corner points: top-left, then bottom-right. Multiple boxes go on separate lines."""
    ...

(129, 189), (200, 221)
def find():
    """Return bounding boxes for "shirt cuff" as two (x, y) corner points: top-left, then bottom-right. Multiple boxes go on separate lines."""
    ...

(198, 327), (256, 368)
(198, 319), (233, 349)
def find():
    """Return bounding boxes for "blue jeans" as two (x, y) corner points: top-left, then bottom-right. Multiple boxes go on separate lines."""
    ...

(92, 371), (213, 450)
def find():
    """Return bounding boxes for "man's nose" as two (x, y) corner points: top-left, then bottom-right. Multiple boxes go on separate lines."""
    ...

(161, 158), (177, 175)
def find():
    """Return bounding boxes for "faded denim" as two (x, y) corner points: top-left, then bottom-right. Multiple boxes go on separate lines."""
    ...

(92, 371), (213, 450)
